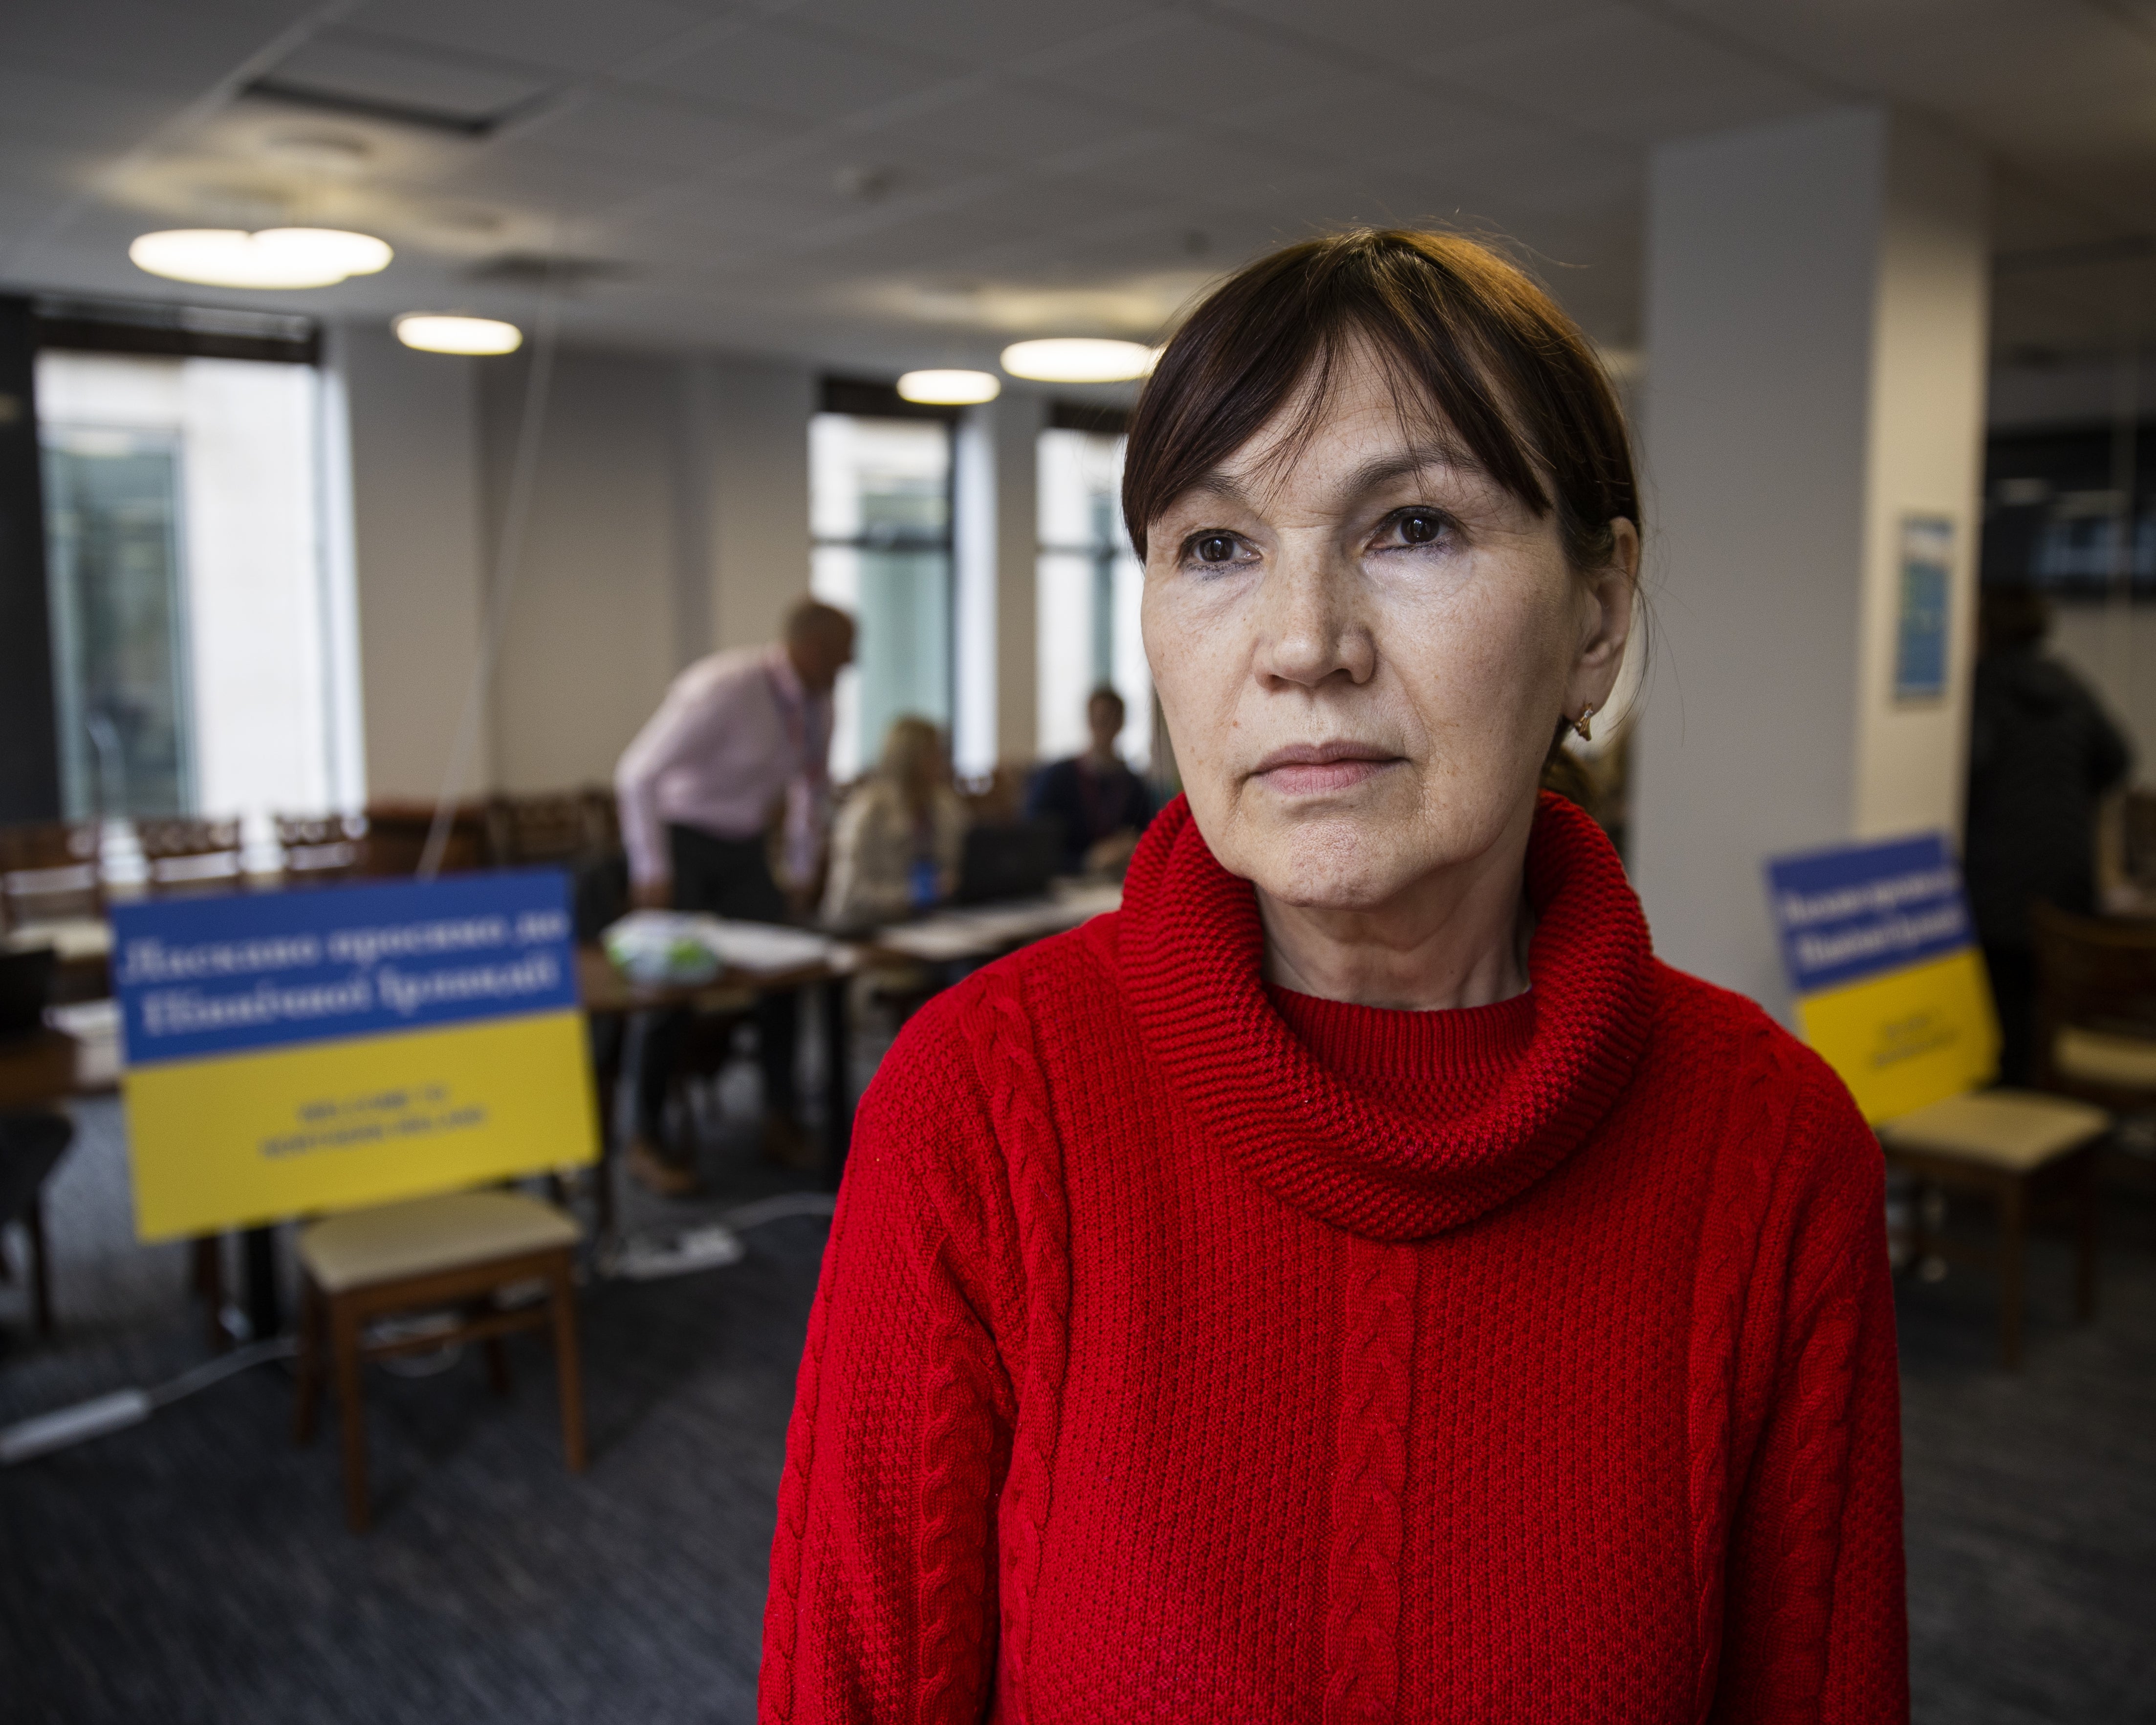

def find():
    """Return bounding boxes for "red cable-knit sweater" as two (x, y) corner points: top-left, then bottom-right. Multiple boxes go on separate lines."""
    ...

(762, 793), (1907, 1723)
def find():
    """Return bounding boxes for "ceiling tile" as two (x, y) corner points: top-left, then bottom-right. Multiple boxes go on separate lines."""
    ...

(629, 17), (969, 123)
(1207, 75), (1550, 177)
(342, 0), (709, 77)
(440, 139), (688, 214)
(784, 0), (1174, 68)
(1215, 0), (1616, 61)
(1414, 10), (1829, 143)
(1025, 13), (1344, 115)
(515, 90), (799, 174)
(269, 35), (560, 119)
(0, 65), (192, 152)
(6, 0), (317, 93)
(857, 80), (1136, 170)
(1086, 129), (1338, 213)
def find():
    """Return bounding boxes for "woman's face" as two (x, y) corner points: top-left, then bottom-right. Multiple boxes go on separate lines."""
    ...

(1141, 344), (1635, 913)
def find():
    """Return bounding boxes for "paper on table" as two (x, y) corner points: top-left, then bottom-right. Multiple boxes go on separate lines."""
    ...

(872, 887), (1122, 962)
(603, 911), (835, 981)
(697, 918), (837, 974)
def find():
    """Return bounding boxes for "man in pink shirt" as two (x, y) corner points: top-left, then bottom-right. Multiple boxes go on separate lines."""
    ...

(614, 599), (854, 1193)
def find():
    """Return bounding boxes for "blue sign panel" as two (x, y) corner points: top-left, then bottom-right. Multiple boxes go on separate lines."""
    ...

(112, 870), (578, 1068)
(1763, 832), (1973, 994)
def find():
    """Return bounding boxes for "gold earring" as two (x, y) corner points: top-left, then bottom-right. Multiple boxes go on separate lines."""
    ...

(1570, 704), (1595, 743)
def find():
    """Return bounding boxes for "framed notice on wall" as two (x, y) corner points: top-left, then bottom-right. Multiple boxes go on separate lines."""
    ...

(112, 870), (598, 1241)
(1893, 514), (1954, 701)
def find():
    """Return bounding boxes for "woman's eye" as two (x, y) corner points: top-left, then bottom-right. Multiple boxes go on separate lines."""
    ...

(1191, 533), (1241, 564)
(1393, 509), (1446, 546)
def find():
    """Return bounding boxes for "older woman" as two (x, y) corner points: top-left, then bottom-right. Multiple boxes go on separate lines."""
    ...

(762, 232), (1904, 1723)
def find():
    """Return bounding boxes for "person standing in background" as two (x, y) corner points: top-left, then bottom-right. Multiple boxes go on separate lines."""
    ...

(614, 599), (855, 1192)
(820, 715), (968, 933)
(1024, 685), (1155, 874)
(1965, 584), (2132, 1085)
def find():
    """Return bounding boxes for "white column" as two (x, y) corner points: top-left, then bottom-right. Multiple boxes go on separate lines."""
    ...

(952, 404), (998, 778)
(1632, 106), (1989, 1012)
(994, 390), (1045, 767)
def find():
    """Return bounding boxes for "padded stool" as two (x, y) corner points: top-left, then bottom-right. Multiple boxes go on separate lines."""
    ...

(1878, 1090), (2110, 1368)
(293, 1190), (586, 1530)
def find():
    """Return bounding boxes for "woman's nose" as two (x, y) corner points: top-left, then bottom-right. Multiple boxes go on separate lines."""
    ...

(1251, 547), (1375, 690)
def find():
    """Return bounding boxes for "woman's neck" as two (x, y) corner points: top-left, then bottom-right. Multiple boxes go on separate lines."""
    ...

(1255, 817), (1534, 1012)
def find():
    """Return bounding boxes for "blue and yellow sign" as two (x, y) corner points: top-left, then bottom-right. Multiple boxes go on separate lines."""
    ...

(1764, 833), (1999, 1123)
(113, 872), (597, 1241)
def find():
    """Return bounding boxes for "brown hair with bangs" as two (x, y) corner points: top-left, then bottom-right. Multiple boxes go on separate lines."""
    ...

(1121, 229), (1638, 575)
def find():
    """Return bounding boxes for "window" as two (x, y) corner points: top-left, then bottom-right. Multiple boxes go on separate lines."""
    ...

(1037, 426), (1150, 767)
(809, 412), (954, 782)
(36, 349), (357, 829)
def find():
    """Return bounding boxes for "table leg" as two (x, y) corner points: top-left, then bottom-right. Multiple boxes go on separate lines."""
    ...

(243, 1224), (282, 1340)
(589, 1015), (622, 1245)
(2072, 1150), (2098, 1322)
(27, 1192), (52, 1337)
(820, 975), (852, 1190)
(1996, 1177), (2025, 1371)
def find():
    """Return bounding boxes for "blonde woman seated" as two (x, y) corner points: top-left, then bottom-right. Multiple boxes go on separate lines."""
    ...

(820, 716), (968, 933)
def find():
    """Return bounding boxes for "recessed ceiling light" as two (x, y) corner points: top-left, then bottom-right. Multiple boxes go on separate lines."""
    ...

(897, 369), (1000, 405)
(1000, 338), (1154, 383)
(393, 313), (523, 355)
(129, 227), (391, 289)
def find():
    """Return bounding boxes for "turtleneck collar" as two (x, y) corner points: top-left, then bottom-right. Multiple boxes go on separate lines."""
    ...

(1113, 791), (1655, 1241)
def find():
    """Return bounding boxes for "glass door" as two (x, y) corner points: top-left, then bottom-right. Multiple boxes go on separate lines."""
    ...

(42, 427), (194, 818)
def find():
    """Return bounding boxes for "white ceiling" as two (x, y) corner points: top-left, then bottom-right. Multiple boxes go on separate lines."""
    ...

(1, 0), (2153, 374)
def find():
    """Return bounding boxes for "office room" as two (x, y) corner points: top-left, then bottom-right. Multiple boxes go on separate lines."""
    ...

(1, 1), (2152, 1720)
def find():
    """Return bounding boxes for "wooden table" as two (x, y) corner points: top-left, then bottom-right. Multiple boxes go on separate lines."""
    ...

(859, 884), (1122, 968)
(576, 945), (857, 1239)
(0, 1029), (80, 1111)
(0, 1029), (79, 1337)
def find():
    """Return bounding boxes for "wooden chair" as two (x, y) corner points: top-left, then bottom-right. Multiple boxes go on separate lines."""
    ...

(0, 820), (105, 937)
(133, 816), (244, 895)
(0, 821), (109, 1004)
(292, 1190), (586, 1531)
(488, 792), (607, 868)
(1878, 1090), (2110, 1368)
(359, 801), (490, 876)
(273, 813), (368, 887)
(581, 786), (622, 857)
(2031, 902), (2156, 1114)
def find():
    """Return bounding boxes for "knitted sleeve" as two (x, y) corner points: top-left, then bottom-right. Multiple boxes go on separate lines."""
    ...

(1710, 1071), (1909, 1725)
(760, 1000), (1019, 1724)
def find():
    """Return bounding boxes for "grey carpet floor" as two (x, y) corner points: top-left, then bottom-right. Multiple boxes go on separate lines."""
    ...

(2, 1088), (2152, 1724)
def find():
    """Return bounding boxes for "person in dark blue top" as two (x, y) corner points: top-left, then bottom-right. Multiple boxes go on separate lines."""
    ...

(1024, 686), (1156, 874)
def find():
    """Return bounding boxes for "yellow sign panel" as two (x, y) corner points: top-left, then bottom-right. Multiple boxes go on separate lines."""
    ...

(125, 1009), (597, 1241)
(1794, 948), (2000, 1124)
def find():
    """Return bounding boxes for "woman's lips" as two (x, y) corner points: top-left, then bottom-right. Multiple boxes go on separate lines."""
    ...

(1251, 744), (1402, 796)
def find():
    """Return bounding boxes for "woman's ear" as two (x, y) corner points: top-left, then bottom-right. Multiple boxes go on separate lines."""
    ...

(1568, 519), (1639, 719)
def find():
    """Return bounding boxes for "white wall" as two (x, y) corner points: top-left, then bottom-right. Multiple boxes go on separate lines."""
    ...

(337, 330), (818, 802)
(1849, 120), (1990, 840)
(335, 324), (489, 801)
(478, 348), (680, 793)
(699, 354), (815, 655)
(1634, 107), (1989, 1012)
